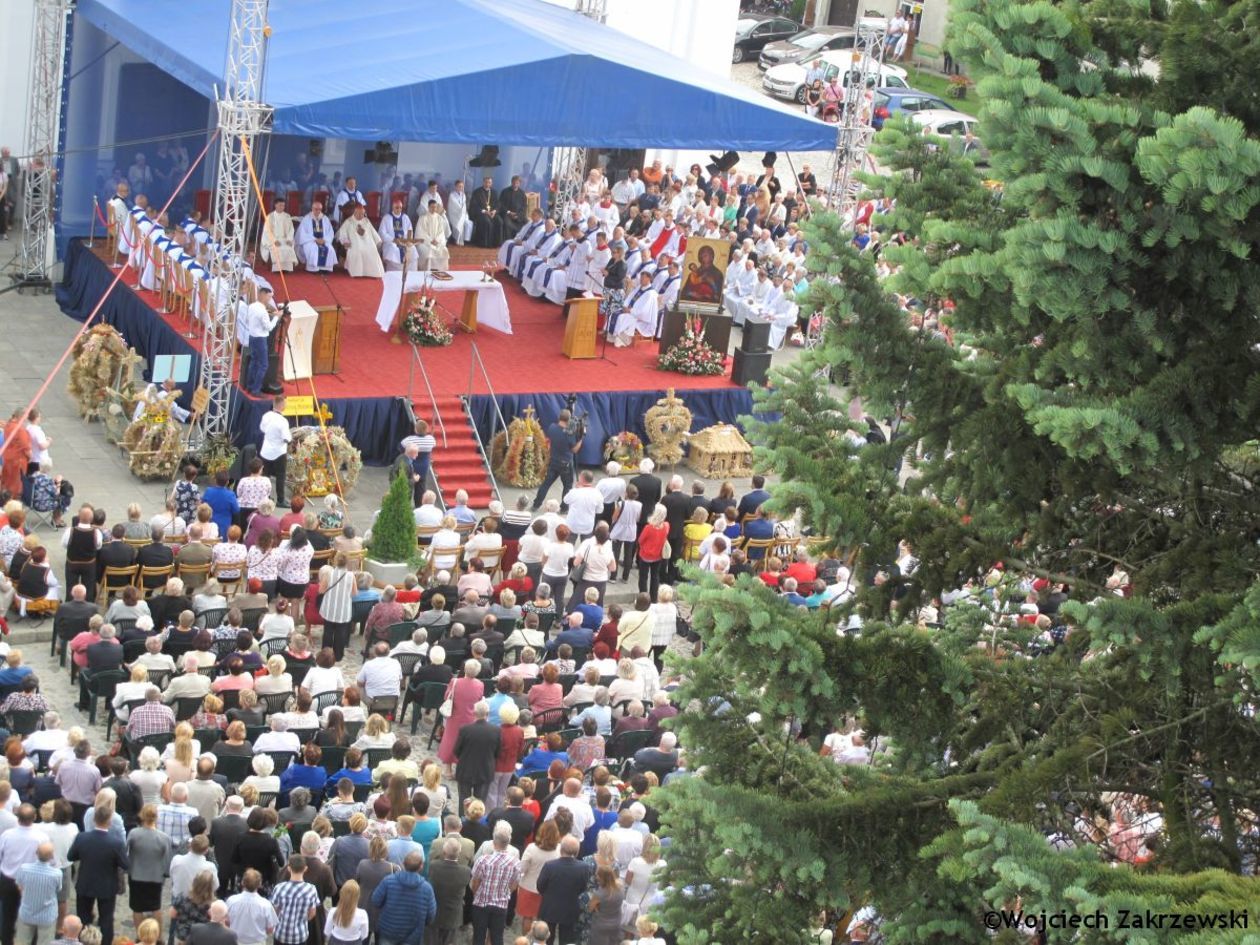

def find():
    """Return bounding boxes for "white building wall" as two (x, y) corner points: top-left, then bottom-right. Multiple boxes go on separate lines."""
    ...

(0, 0), (38, 155)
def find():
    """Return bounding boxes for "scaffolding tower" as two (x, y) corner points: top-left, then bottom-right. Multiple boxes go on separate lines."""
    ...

(195, 0), (273, 444)
(824, 13), (887, 226)
(549, 0), (607, 222)
(9, 0), (72, 294)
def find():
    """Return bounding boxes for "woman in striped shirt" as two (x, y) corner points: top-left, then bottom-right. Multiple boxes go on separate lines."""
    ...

(318, 552), (355, 660)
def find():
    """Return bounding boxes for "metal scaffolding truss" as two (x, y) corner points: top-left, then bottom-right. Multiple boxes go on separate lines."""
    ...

(824, 13), (888, 226)
(11, 0), (71, 292)
(196, 0), (273, 443)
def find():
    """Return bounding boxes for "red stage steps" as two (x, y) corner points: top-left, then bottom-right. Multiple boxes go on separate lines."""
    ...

(419, 395), (497, 509)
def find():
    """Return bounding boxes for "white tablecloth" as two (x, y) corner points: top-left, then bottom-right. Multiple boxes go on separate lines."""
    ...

(374, 269), (512, 334)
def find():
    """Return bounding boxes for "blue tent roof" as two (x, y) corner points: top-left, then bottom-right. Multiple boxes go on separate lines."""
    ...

(76, 0), (835, 151)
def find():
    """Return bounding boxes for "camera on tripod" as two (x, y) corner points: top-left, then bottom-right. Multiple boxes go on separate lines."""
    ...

(563, 393), (587, 441)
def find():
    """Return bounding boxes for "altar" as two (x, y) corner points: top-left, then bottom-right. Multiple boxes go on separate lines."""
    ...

(374, 270), (513, 335)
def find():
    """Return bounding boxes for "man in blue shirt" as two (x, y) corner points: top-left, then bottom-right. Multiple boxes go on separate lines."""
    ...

(736, 475), (771, 520)
(201, 470), (240, 537)
(545, 613), (594, 656)
(780, 577), (809, 608)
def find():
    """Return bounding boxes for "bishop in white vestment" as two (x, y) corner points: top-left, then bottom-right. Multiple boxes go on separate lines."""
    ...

(378, 198), (416, 270)
(296, 204), (335, 272)
(415, 203), (452, 271)
(259, 199), (297, 272)
(337, 204), (385, 278)
(612, 272), (659, 346)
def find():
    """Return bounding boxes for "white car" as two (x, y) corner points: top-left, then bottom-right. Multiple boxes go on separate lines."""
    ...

(912, 110), (989, 163)
(762, 51), (908, 104)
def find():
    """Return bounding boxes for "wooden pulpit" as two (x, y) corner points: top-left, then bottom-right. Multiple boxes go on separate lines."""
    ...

(562, 297), (600, 359)
(311, 304), (345, 374)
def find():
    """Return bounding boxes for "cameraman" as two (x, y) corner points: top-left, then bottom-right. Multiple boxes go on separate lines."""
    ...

(531, 408), (584, 512)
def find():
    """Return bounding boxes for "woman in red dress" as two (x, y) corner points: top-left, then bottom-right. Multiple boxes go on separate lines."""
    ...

(1, 410), (31, 498)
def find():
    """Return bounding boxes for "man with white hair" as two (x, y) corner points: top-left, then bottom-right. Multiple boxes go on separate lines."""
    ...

(543, 778), (594, 839)
(390, 627), (430, 658)
(660, 474), (692, 582)
(413, 490), (443, 529)
(631, 731), (680, 780)
(253, 716), (301, 754)
(163, 654), (212, 703)
(357, 642), (404, 701)
(22, 712), (67, 755)
(595, 461), (626, 526)
(157, 782), (198, 852)
(187, 900), (236, 945)
(629, 459), (661, 533)
(449, 489), (477, 527)
(562, 471), (603, 542)
(454, 701), (501, 809)
(137, 634), (177, 675)
(209, 797), (248, 896)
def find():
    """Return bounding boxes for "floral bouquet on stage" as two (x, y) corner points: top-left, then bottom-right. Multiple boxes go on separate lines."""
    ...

(403, 294), (453, 347)
(657, 316), (726, 376)
(491, 406), (551, 487)
(603, 431), (645, 467)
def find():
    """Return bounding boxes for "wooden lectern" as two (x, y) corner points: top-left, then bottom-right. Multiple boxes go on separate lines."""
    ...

(562, 297), (600, 359)
(311, 305), (345, 374)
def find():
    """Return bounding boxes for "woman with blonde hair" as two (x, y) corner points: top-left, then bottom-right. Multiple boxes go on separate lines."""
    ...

(254, 654), (294, 697)
(351, 713), (393, 750)
(624, 833), (666, 934)
(161, 723), (197, 794)
(169, 869), (216, 945)
(416, 762), (449, 817)
(135, 918), (162, 945)
(329, 813), (371, 887)
(326, 877), (369, 945)
(429, 515), (462, 572)
(110, 663), (151, 725)
(189, 693), (228, 731)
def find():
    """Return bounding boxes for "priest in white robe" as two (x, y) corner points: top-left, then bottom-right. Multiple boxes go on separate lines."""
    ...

(592, 196), (620, 239)
(447, 180), (470, 246)
(128, 199), (152, 270)
(586, 232), (612, 295)
(415, 200), (452, 271)
(766, 286), (801, 349)
(296, 203), (335, 272)
(723, 257), (756, 314)
(259, 198), (297, 272)
(498, 208), (545, 272)
(378, 198), (416, 271)
(658, 261), (682, 320)
(732, 268), (771, 326)
(649, 213), (685, 263)
(526, 225), (579, 299)
(337, 203), (385, 278)
(108, 183), (132, 264)
(518, 218), (564, 284)
(612, 272), (659, 347)
(332, 176), (366, 223)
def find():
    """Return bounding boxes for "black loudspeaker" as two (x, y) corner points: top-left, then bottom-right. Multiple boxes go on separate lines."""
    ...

(732, 348), (772, 387)
(741, 319), (771, 354)
(469, 146), (501, 168)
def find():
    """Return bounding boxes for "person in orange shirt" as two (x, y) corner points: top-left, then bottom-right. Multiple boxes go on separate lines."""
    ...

(640, 160), (663, 187)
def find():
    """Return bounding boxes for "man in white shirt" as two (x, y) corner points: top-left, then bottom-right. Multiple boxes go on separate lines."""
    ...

(611, 169), (643, 216)
(356, 643), (403, 700)
(562, 471), (604, 541)
(253, 717), (301, 754)
(241, 287), (280, 396)
(413, 491), (443, 528)
(543, 778), (594, 839)
(22, 714), (67, 756)
(258, 395), (293, 504)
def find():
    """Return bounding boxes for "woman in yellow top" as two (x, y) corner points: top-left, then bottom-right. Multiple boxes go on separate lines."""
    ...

(681, 507), (713, 562)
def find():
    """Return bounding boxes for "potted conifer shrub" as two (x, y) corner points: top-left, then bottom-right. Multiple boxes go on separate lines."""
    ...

(364, 469), (423, 586)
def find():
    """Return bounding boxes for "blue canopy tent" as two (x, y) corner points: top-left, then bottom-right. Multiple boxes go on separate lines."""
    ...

(73, 0), (835, 151)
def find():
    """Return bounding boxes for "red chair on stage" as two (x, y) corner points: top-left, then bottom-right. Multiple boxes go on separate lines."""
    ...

(194, 189), (212, 220)
(262, 188), (275, 212)
(285, 194), (300, 215)
(390, 190), (409, 212)
(366, 191), (382, 224)
(313, 189), (330, 212)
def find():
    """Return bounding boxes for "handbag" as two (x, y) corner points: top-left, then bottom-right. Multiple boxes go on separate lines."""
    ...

(569, 544), (589, 584)
(439, 679), (455, 718)
(661, 539), (672, 560)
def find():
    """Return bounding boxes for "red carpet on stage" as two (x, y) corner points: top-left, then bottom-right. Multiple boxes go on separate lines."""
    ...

(111, 254), (739, 506)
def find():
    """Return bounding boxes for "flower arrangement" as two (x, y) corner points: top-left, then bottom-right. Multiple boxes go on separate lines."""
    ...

(67, 324), (141, 421)
(657, 317), (726, 376)
(403, 295), (453, 347)
(603, 431), (645, 467)
(287, 425), (363, 497)
(197, 434), (238, 478)
(491, 406), (551, 487)
(947, 74), (973, 99)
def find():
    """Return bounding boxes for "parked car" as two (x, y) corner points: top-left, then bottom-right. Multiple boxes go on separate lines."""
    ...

(913, 109), (990, 164)
(762, 52), (908, 104)
(733, 14), (801, 64)
(759, 26), (857, 70)
(870, 88), (956, 129)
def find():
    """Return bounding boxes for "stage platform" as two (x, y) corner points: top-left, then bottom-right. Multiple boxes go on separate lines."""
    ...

(55, 239), (755, 498)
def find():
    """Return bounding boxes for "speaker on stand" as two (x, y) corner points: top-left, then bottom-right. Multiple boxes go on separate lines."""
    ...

(732, 348), (773, 386)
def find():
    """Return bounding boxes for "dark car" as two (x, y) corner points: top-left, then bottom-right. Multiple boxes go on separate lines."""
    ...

(870, 88), (957, 130)
(759, 26), (858, 70)
(733, 14), (801, 64)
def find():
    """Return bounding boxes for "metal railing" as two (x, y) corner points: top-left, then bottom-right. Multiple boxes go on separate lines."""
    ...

(407, 342), (448, 447)
(396, 397), (446, 512)
(464, 341), (505, 506)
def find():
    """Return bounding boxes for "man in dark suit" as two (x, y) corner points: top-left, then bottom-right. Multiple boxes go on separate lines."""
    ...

(629, 459), (662, 532)
(453, 702), (501, 809)
(499, 175), (527, 239)
(136, 527), (175, 590)
(469, 615), (504, 647)
(737, 474), (771, 520)
(660, 474), (693, 583)
(209, 796), (249, 894)
(103, 757), (144, 831)
(427, 835), (472, 943)
(98, 524), (138, 570)
(85, 625), (124, 672)
(68, 805), (130, 944)
(54, 585), (98, 651)
(688, 481), (709, 515)
(536, 836), (588, 945)
(487, 787), (536, 854)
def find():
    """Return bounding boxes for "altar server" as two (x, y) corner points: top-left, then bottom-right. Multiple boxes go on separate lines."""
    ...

(259, 198), (297, 272)
(518, 217), (563, 283)
(296, 202), (335, 272)
(649, 211), (686, 262)
(418, 180), (443, 215)
(447, 179), (471, 246)
(337, 202), (385, 278)
(564, 229), (593, 299)
(378, 197), (416, 270)
(128, 198), (152, 269)
(611, 271), (659, 347)
(332, 175), (366, 223)
(585, 231), (611, 295)
(592, 193), (620, 239)
(131, 379), (191, 423)
(658, 260), (682, 317)
(108, 182), (132, 262)
(415, 200), (452, 271)
(498, 207), (545, 272)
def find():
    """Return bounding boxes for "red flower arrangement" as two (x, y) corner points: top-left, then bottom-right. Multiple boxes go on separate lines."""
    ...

(657, 316), (725, 376)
